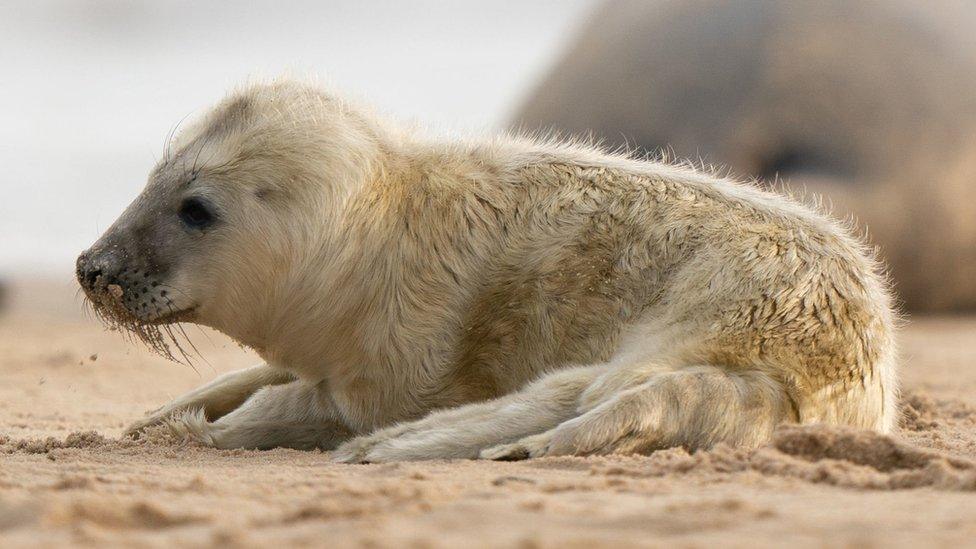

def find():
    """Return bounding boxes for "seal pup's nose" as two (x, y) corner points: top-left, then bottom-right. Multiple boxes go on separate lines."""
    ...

(76, 249), (120, 293)
(76, 250), (103, 292)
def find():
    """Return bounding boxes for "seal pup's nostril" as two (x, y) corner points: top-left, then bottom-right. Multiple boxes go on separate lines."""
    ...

(84, 267), (104, 290)
(76, 252), (102, 291)
(75, 251), (114, 292)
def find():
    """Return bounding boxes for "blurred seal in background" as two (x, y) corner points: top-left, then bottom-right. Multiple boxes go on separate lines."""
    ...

(514, 0), (976, 311)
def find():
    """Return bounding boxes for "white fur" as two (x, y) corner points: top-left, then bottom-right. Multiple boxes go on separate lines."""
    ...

(122, 79), (898, 462)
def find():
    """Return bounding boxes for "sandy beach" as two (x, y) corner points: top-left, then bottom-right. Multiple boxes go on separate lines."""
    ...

(1, 277), (975, 547)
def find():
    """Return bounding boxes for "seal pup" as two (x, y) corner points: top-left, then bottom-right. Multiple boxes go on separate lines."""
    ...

(76, 79), (898, 461)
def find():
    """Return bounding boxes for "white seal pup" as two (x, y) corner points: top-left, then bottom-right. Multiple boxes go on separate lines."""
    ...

(76, 79), (898, 462)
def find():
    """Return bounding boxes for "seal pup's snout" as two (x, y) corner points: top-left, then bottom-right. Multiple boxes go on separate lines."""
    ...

(76, 250), (105, 293)
(76, 246), (125, 295)
(76, 240), (192, 360)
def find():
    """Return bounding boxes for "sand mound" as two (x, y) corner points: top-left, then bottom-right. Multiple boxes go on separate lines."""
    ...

(3, 431), (112, 455)
(768, 425), (976, 490)
(582, 423), (976, 492)
(774, 424), (966, 470)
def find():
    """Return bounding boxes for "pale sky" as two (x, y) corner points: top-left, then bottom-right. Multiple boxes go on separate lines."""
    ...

(0, 0), (595, 274)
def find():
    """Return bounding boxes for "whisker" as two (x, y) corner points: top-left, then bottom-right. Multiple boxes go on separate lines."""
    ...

(164, 323), (198, 374)
(161, 298), (210, 373)
(163, 110), (195, 165)
(176, 321), (213, 371)
(189, 130), (218, 175)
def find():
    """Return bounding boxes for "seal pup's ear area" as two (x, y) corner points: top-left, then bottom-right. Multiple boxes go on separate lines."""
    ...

(254, 187), (275, 201)
(202, 94), (257, 139)
(183, 80), (294, 146)
(193, 78), (342, 146)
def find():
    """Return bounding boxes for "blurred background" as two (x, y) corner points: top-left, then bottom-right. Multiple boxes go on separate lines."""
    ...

(0, 0), (591, 274)
(1, 0), (975, 314)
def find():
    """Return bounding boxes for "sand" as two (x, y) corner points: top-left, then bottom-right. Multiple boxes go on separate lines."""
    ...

(1, 278), (975, 547)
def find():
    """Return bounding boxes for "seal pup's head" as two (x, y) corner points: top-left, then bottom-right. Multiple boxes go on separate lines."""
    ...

(76, 79), (386, 358)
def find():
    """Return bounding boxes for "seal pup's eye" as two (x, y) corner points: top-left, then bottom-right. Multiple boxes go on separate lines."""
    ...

(178, 198), (216, 229)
